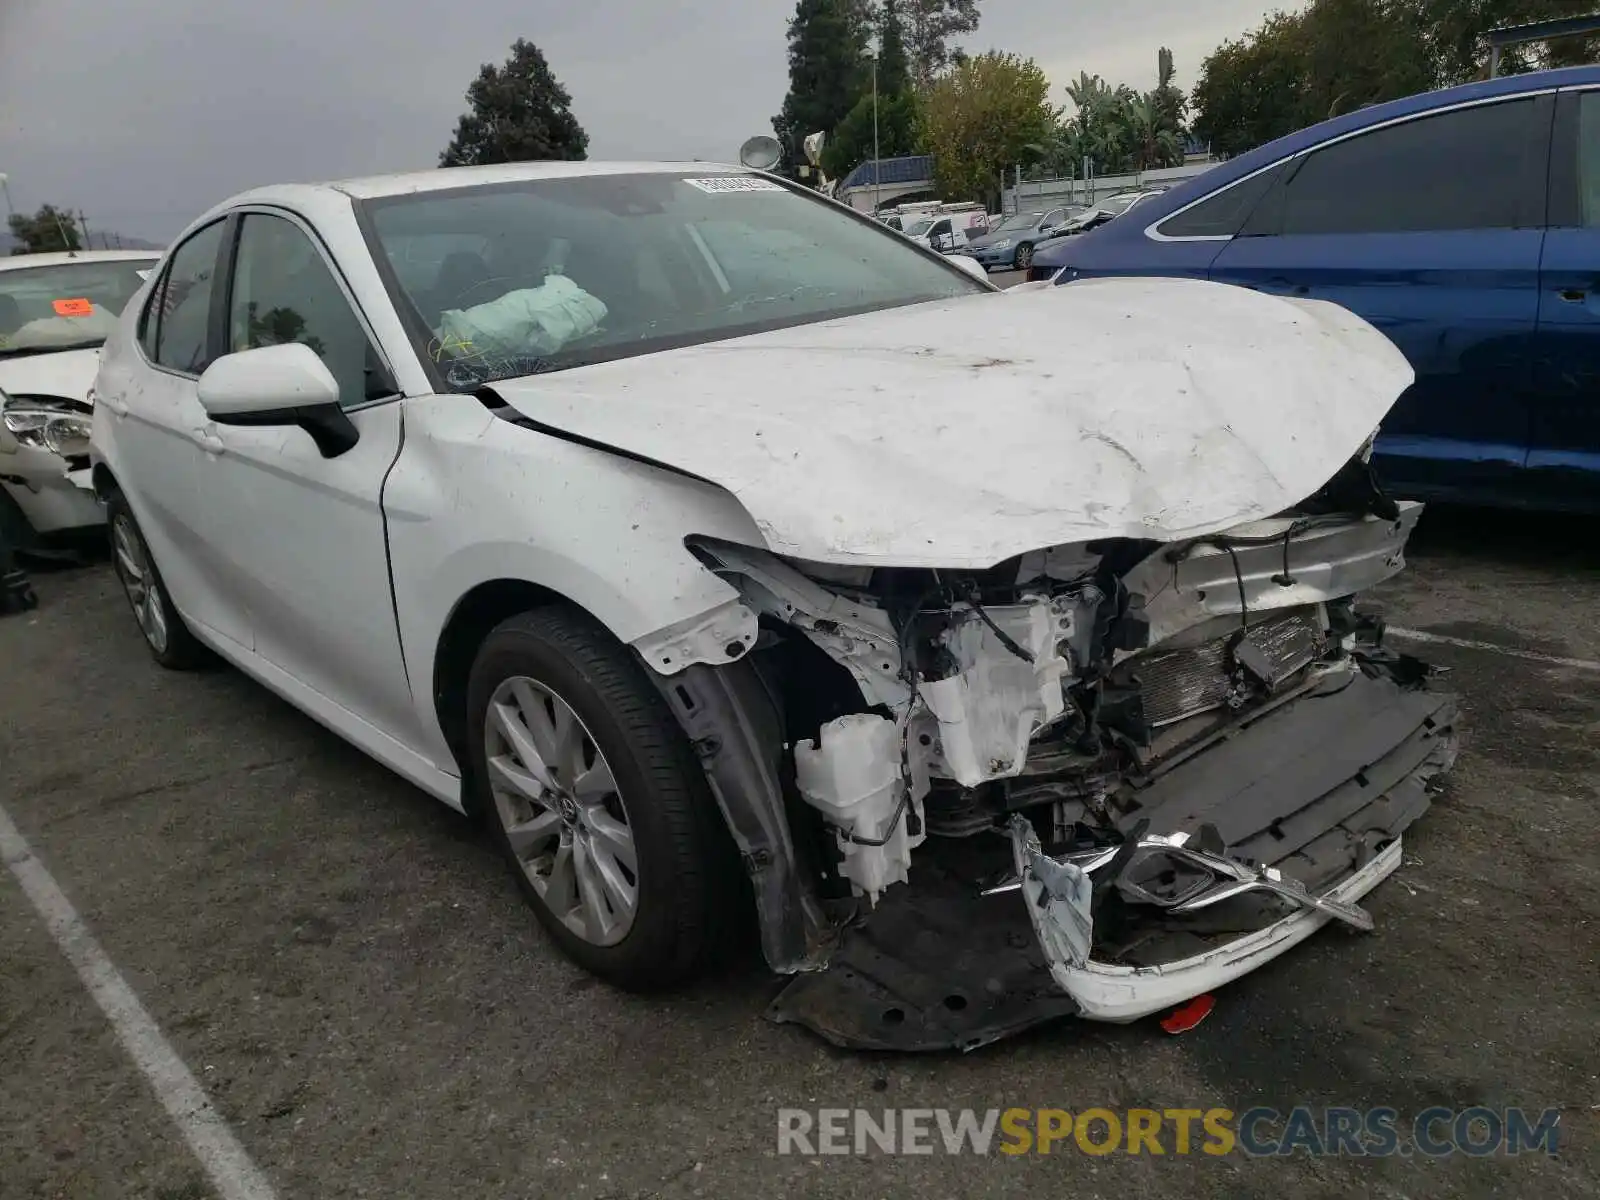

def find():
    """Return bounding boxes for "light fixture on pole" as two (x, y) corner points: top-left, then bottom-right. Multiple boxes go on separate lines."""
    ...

(871, 51), (881, 216)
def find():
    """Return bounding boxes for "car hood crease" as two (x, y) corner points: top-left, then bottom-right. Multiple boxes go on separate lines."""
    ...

(491, 276), (1414, 568)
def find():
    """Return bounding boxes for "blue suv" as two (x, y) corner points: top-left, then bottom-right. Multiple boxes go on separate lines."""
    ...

(1029, 66), (1600, 511)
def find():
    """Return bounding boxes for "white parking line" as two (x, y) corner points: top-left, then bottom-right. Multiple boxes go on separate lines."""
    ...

(1387, 626), (1600, 672)
(0, 803), (279, 1200)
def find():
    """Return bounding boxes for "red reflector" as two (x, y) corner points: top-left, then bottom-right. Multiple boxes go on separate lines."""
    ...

(1159, 993), (1216, 1034)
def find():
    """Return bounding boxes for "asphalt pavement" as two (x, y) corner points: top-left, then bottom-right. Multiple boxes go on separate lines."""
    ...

(2, 506), (1598, 1200)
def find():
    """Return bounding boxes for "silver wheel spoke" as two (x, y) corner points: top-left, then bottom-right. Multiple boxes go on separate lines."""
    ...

(571, 837), (614, 940)
(503, 808), (562, 858)
(586, 836), (637, 922)
(490, 700), (559, 793)
(572, 757), (616, 801)
(513, 679), (583, 783)
(585, 808), (636, 874)
(487, 752), (554, 804)
(145, 591), (168, 646)
(486, 674), (638, 947)
(544, 841), (578, 912)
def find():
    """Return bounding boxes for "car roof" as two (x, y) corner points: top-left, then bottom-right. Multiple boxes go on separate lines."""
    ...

(321, 160), (752, 202)
(0, 249), (161, 272)
(1115, 64), (1600, 230)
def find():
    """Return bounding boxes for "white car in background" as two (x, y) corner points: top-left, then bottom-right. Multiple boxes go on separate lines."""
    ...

(90, 162), (1456, 1050)
(0, 250), (159, 549)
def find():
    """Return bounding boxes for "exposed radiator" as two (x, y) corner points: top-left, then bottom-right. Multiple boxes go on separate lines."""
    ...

(1132, 608), (1323, 728)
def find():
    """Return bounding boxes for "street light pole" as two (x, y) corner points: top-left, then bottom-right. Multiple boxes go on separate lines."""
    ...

(872, 51), (881, 217)
(0, 173), (14, 218)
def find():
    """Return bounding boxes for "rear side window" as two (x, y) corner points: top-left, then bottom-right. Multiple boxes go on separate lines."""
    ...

(1156, 164), (1284, 238)
(1265, 98), (1544, 236)
(144, 220), (227, 374)
(1548, 89), (1600, 227)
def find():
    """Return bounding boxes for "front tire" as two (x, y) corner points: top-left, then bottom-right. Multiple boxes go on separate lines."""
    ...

(465, 606), (736, 992)
(105, 489), (208, 670)
(1014, 242), (1035, 271)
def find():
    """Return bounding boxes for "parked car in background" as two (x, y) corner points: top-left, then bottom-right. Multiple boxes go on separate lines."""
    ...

(0, 250), (160, 549)
(1029, 65), (1600, 512)
(90, 161), (1455, 1049)
(959, 207), (1083, 271)
(1029, 189), (1170, 261)
(900, 206), (988, 252)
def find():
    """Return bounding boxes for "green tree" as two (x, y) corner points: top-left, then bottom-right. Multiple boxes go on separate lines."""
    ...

(820, 91), (923, 178)
(922, 51), (1058, 205)
(903, 0), (981, 89)
(772, 0), (873, 176)
(819, 0), (922, 180)
(1124, 94), (1184, 170)
(439, 39), (588, 167)
(7, 204), (82, 255)
(877, 0), (912, 93)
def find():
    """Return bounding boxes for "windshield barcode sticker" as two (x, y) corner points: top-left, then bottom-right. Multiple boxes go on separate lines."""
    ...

(683, 176), (786, 194)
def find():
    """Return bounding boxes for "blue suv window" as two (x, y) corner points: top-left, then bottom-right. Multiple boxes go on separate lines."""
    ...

(1248, 98), (1544, 236)
(1548, 89), (1600, 227)
(1155, 163), (1285, 238)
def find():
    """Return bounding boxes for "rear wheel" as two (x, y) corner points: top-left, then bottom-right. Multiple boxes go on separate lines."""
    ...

(105, 489), (208, 670)
(465, 606), (737, 991)
(1014, 242), (1035, 271)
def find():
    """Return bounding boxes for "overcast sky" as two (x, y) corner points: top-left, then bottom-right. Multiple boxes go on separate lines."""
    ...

(0, 0), (1285, 242)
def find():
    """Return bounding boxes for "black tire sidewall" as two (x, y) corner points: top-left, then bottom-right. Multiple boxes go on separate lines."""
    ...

(464, 610), (718, 988)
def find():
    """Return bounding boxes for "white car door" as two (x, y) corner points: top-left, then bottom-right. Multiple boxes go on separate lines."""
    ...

(193, 208), (420, 745)
(96, 218), (244, 646)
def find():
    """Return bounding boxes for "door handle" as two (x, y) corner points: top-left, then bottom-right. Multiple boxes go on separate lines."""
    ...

(191, 428), (226, 455)
(1558, 288), (1588, 302)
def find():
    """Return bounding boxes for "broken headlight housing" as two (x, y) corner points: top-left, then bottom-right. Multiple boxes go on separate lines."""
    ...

(1, 396), (93, 458)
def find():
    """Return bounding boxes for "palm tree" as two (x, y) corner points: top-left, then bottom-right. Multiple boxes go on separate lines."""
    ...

(1124, 93), (1183, 171)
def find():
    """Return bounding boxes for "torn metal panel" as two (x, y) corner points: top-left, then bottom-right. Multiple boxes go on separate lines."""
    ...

(1121, 503), (1422, 650)
(691, 539), (910, 710)
(630, 599), (759, 675)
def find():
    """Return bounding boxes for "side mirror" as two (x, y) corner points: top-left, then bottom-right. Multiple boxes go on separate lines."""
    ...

(197, 343), (359, 459)
(950, 254), (989, 283)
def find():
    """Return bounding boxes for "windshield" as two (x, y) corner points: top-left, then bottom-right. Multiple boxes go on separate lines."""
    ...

(992, 212), (1043, 234)
(0, 259), (156, 357)
(901, 218), (934, 236)
(362, 172), (986, 389)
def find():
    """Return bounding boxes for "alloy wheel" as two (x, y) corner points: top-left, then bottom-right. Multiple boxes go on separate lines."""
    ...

(484, 676), (639, 946)
(112, 513), (169, 654)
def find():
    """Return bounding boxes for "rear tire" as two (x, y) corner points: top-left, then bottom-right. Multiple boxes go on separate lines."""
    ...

(105, 488), (208, 670)
(465, 606), (738, 992)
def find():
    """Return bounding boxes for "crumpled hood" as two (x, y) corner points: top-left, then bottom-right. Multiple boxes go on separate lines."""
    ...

(492, 276), (1414, 569)
(0, 347), (101, 404)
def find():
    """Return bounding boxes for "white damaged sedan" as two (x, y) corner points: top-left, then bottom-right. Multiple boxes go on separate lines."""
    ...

(90, 162), (1458, 1050)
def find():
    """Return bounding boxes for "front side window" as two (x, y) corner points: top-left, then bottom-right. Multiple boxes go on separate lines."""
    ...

(1269, 98), (1543, 236)
(148, 221), (226, 374)
(362, 172), (986, 390)
(0, 257), (157, 358)
(226, 213), (388, 410)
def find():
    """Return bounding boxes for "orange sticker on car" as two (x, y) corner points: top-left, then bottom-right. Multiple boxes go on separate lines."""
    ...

(52, 297), (94, 317)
